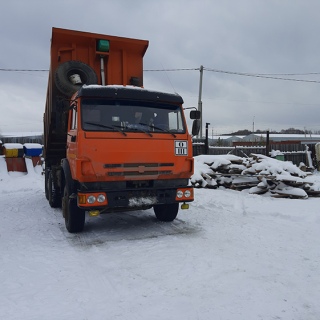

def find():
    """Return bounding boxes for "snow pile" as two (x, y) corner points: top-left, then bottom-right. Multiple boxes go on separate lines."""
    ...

(1, 155), (320, 319)
(191, 153), (320, 199)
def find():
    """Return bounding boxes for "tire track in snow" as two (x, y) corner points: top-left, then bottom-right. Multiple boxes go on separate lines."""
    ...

(60, 210), (200, 247)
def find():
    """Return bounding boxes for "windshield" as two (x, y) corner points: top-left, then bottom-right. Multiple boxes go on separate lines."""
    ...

(81, 99), (186, 134)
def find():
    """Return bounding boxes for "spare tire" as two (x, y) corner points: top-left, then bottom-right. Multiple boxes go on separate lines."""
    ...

(54, 61), (98, 97)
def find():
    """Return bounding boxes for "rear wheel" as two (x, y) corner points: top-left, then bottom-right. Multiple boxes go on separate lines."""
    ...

(154, 203), (179, 222)
(48, 171), (61, 208)
(44, 167), (49, 200)
(62, 183), (85, 233)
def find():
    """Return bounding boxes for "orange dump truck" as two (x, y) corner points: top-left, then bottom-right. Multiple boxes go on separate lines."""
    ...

(44, 27), (200, 233)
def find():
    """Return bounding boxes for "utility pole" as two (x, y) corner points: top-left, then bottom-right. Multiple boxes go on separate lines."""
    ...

(198, 65), (204, 138)
(205, 122), (210, 154)
(252, 115), (255, 134)
(266, 130), (270, 156)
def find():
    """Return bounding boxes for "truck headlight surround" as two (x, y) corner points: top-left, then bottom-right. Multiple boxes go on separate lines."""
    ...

(78, 192), (108, 207)
(175, 188), (194, 201)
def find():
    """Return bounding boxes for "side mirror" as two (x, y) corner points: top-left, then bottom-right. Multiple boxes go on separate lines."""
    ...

(192, 119), (200, 136)
(190, 110), (201, 120)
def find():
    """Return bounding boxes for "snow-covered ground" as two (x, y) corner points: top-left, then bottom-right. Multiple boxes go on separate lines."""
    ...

(0, 156), (320, 320)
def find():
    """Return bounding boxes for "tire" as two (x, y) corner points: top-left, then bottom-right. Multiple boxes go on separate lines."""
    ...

(48, 171), (61, 208)
(154, 203), (179, 222)
(45, 167), (49, 200)
(62, 183), (85, 233)
(54, 61), (98, 97)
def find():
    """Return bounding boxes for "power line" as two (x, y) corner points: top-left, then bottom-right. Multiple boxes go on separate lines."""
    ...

(2, 66), (320, 83)
(144, 68), (199, 72)
(0, 67), (199, 72)
(145, 67), (320, 83)
(0, 68), (48, 72)
(203, 67), (320, 84)
(254, 72), (320, 76)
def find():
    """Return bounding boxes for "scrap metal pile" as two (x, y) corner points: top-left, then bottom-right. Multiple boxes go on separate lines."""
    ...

(191, 154), (320, 199)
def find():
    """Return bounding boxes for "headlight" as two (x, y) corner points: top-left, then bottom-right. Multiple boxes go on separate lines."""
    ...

(176, 190), (183, 198)
(97, 194), (106, 203)
(184, 190), (191, 198)
(87, 195), (96, 204)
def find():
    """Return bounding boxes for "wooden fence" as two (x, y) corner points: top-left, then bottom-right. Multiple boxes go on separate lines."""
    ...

(193, 143), (311, 167)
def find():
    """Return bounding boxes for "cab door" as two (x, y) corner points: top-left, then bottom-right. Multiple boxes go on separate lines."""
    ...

(66, 104), (78, 177)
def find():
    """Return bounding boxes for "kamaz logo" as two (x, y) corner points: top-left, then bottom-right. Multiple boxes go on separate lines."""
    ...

(175, 141), (188, 155)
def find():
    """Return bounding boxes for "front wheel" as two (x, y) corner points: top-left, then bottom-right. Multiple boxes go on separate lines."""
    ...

(154, 203), (179, 222)
(62, 185), (85, 233)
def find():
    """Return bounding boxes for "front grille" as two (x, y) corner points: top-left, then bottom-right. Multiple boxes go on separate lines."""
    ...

(104, 162), (174, 168)
(108, 170), (172, 176)
(104, 162), (174, 177)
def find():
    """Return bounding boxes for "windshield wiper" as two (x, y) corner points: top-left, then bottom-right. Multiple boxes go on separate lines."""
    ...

(125, 123), (153, 137)
(139, 123), (176, 138)
(84, 121), (127, 136)
(137, 123), (153, 137)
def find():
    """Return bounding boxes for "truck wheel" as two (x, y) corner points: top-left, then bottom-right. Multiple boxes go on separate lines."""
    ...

(154, 203), (179, 222)
(48, 171), (61, 208)
(45, 167), (49, 200)
(62, 185), (85, 233)
(54, 61), (98, 97)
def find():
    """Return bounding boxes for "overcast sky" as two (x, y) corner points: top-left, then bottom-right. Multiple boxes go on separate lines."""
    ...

(1, 0), (320, 135)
